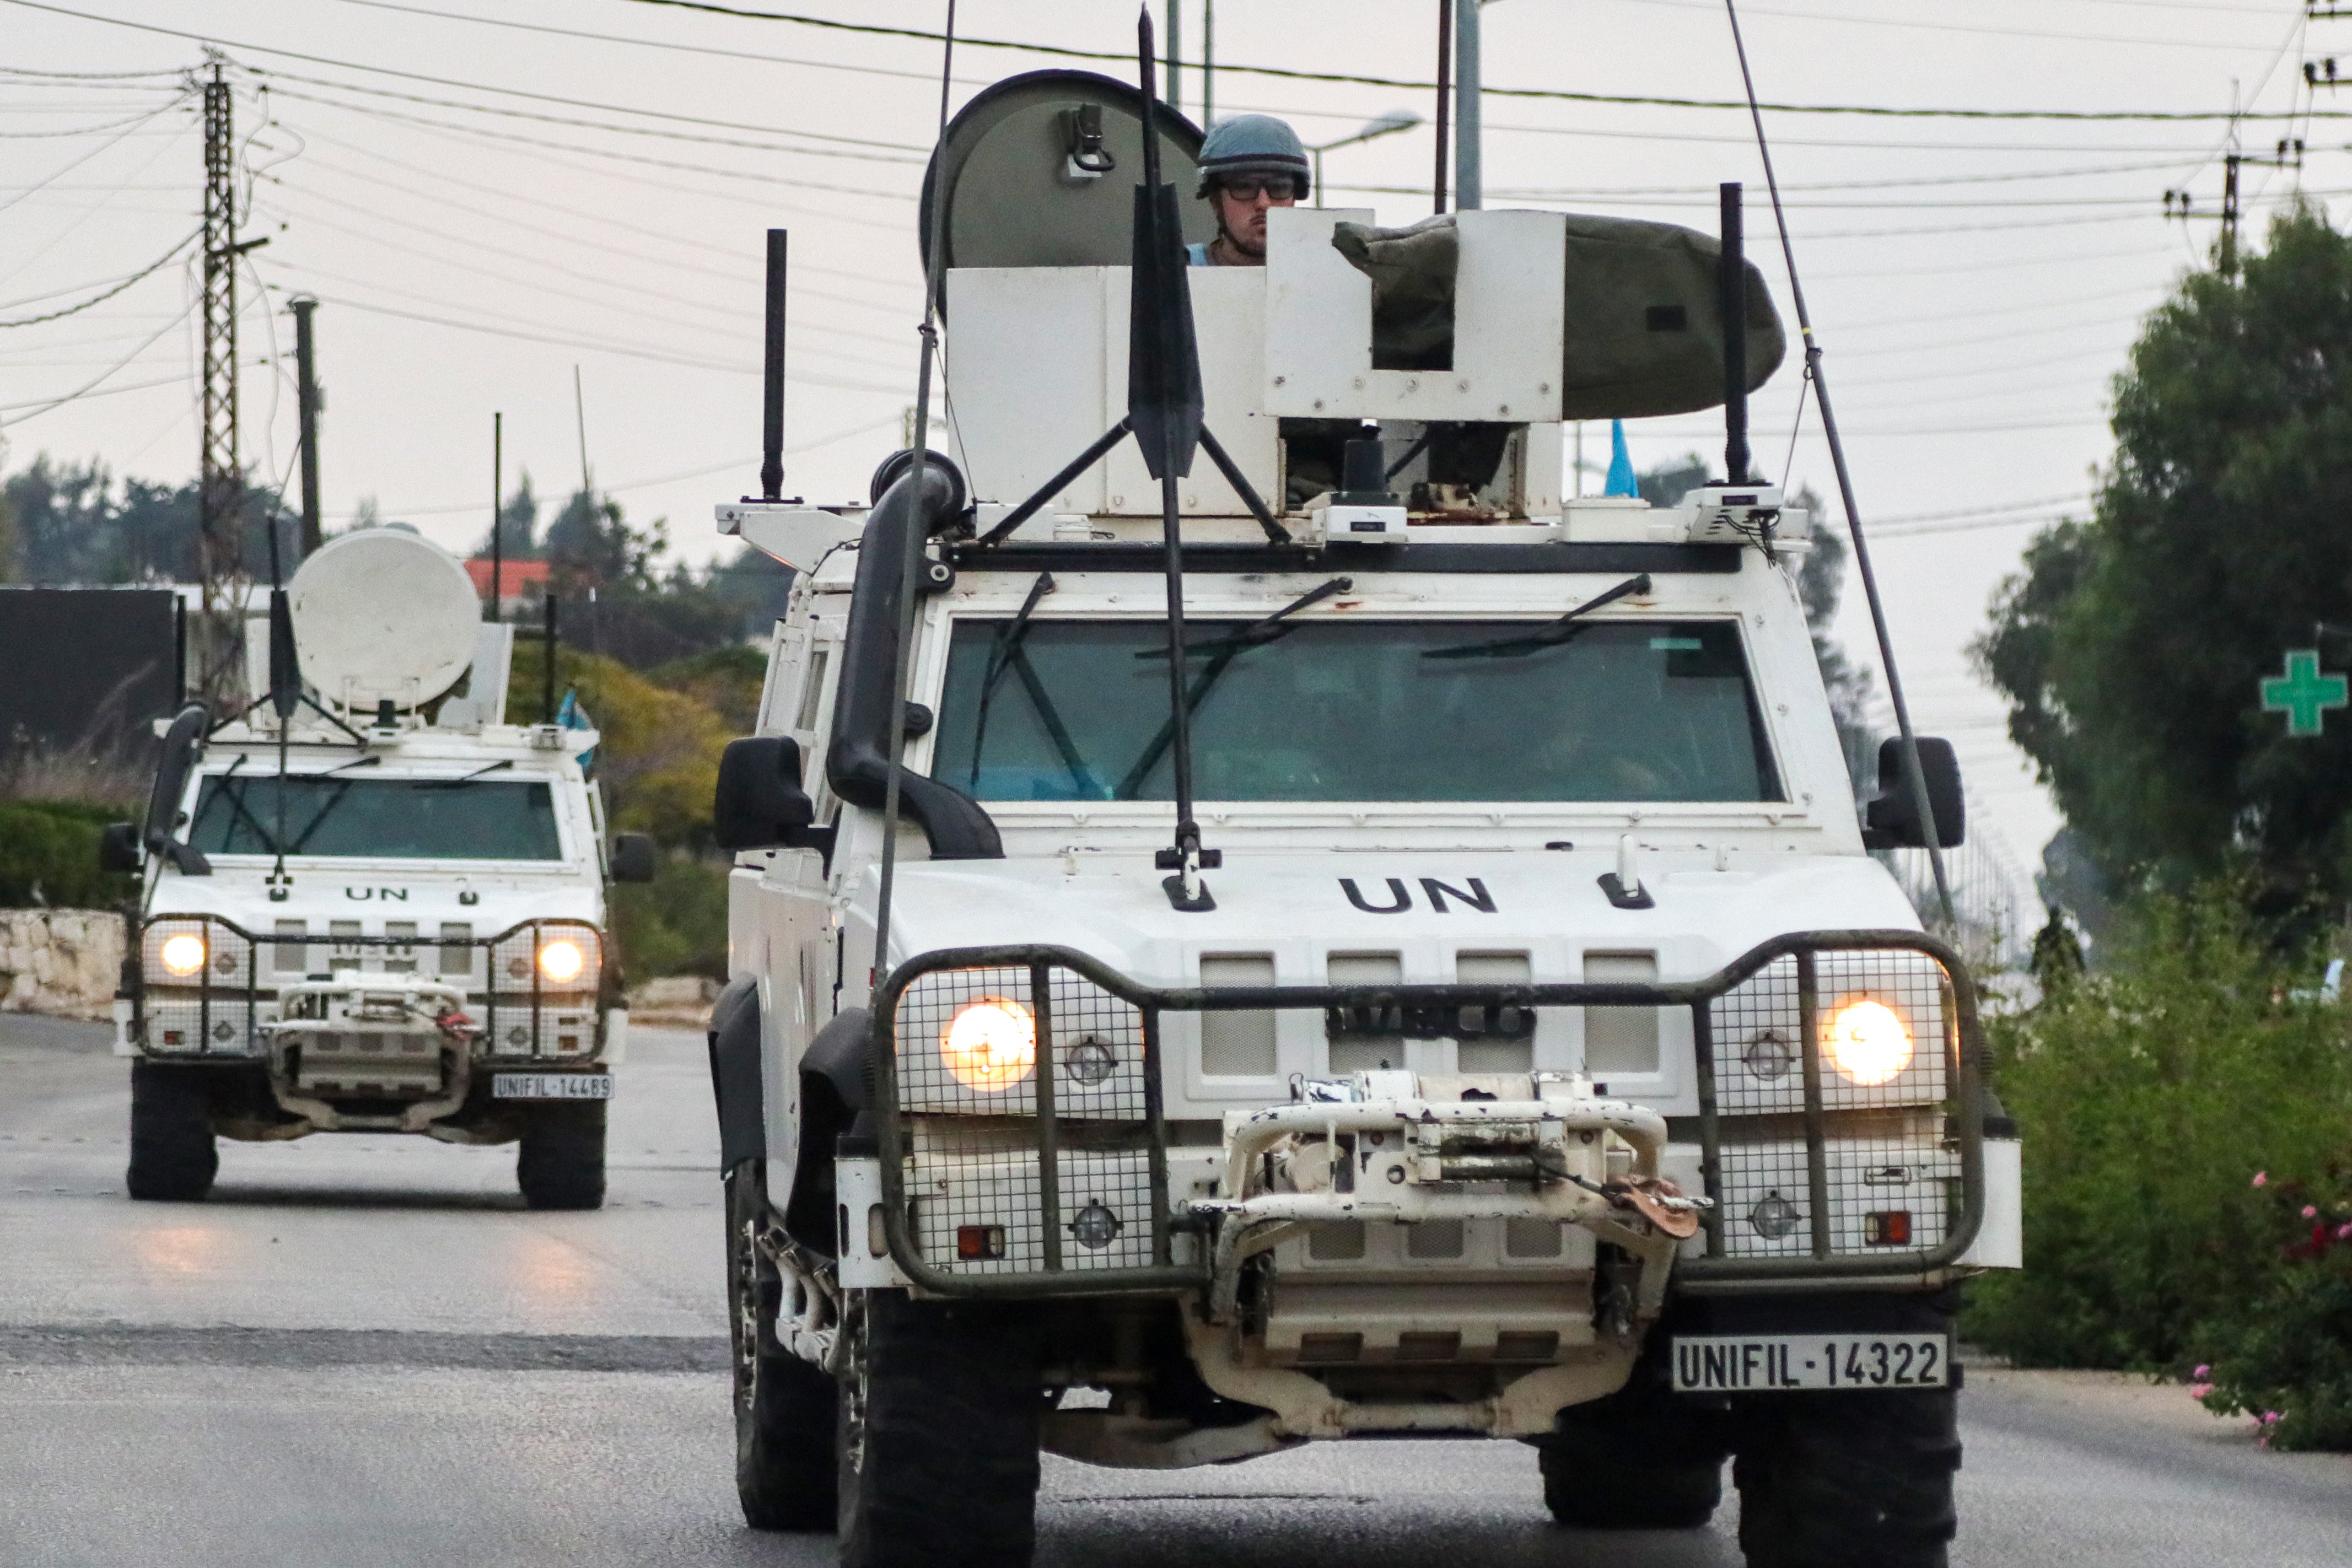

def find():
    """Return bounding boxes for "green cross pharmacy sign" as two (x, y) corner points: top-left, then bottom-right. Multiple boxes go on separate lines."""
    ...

(2261, 649), (2349, 737)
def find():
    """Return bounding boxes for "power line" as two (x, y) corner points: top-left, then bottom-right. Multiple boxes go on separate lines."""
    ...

(263, 87), (913, 219)
(320, 413), (900, 521)
(0, 101), (186, 137)
(243, 64), (926, 164)
(1613, 0), (2289, 53)
(0, 93), (189, 215)
(254, 184), (914, 364)
(285, 122), (918, 299)
(0, 227), (196, 325)
(0, 1), (932, 157)
(0, 295), (196, 428)
(599, 0), (2352, 120)
(0, 63), (183, 80)
(325, 0), (2315, 158)
(277, 148), (914, 321)
(284, 290), (912, 394)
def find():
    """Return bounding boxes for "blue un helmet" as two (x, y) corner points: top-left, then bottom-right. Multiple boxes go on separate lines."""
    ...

(1195, 115), (1310, 201)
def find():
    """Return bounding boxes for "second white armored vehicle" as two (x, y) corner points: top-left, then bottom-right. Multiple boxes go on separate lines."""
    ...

(107, 529), (652, 1208)
(707, 66), (2019, 1568)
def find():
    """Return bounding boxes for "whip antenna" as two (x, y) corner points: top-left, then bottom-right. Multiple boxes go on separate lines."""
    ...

(869, 0), (958, 1000)
(1723, 0), (1955, 928)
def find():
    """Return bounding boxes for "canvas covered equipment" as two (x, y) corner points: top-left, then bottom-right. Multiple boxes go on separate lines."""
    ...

(1331, 212), (1787, 421)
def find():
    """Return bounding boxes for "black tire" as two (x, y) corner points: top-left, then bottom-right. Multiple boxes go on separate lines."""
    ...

(837, 1290), (1042, 1568)
(1734, 1386), (1961, 1568)
(516, 1099), (606, 1210)
(1538, 1377), (1726, 1529)
(727, 1163), (837, 1531)
(126, 1059), (218, 1201)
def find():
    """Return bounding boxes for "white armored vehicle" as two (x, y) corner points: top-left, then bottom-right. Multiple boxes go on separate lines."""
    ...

(708, 60), (2020, 1568)
(106, 529), (652, 1208)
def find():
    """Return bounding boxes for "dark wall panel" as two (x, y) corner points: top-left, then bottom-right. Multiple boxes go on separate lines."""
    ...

(0, 588), (178, 759)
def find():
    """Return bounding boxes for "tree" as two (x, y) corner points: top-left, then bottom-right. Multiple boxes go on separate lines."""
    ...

(1791, 487), (1880, 800)
(2, 454), (291, 583)
(477, 471), (542, 559)
(1978, 206), (2352, 906)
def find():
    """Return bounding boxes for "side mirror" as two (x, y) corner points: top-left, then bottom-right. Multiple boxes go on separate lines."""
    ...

(1864, 736), (1965, 850)
(143, 703), (213, 876)
(99, 822), (143, 874)
(610, 832), (658, 884)
(713, 736), (815, 852)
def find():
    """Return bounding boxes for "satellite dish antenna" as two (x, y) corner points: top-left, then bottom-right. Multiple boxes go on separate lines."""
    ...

(288, 530), (481, 714)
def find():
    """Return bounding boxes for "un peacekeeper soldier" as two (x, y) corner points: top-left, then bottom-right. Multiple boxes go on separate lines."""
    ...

(1187, 114), (1355, 503)
(1187, 114), (1307, 267)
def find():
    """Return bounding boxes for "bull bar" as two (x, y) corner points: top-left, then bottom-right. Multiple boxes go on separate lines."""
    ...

(869, 929), (1987, 1300)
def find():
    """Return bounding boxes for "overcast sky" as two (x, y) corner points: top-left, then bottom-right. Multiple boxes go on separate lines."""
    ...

(1, 0), (2334, 895)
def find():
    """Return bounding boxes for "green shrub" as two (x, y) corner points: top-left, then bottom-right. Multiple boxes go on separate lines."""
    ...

(0, 799), (135, 908)
(611, 851), (729, 981)
(1963, 890), (2352, 1376)
(2190, 1167), (2352, 1450)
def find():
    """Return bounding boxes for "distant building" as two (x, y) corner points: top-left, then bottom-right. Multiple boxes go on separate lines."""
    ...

(465, 558), (550, 613)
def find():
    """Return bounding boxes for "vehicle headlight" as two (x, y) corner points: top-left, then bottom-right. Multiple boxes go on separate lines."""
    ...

(159, 933), (207, 978)
(537, 939), (586, 984)
(1822, 998), (1912, 1086)
(941, 997), (1036, 1092)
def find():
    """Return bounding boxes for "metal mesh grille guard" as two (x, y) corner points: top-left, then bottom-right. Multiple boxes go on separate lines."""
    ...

(134, 914), (603, 1060)
(870, 930), (1987, 1299)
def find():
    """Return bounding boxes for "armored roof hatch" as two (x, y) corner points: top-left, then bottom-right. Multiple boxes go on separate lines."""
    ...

(918, 69), (1215, 273)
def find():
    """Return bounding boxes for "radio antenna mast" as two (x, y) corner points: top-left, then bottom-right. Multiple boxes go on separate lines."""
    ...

(1721, 0), (1954, 927)
(870, 1), (960, 998)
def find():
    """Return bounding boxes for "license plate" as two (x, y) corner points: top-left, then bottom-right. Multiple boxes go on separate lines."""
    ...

(1670, 1334), (1950, 1392)
(492, 1073), (613, 1101)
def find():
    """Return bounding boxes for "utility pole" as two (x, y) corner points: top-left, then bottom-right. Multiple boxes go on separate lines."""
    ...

(1455, 0), (1483, 210)
(197, 57), (239, 698)
(1434, 0), (1452, 213)
(572, 364), (594, 515)
(2163, 138), (2302, 278)
(1165, 1), (1181, 117)
(1201, 1), (1214, 127)
(289, 296), (321, 559)
(195, 56), (266, 699)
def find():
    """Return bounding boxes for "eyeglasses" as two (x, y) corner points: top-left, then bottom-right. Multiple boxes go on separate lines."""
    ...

(1215, 179), (1293, 202)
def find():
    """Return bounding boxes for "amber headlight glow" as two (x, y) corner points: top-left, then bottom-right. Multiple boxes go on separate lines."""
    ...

(1822, 998), (1913, 1086)
(941, 997), (1036, 1092)
(159, 933), (207, 977)
(537, 939), (586, 984)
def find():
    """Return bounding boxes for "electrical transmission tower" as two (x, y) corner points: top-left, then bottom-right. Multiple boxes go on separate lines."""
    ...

(195, 56), (267, 699)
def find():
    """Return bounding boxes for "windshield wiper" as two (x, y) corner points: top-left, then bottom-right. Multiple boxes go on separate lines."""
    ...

(1134, 576), (1354, 662)
(421, 759), (515, 790)
(966, 574), (1097, 793)
(283, 755), (383, 853)
(1420, 573), (1651, 660)
(209, 756), (283, 856)
(1115, 578), (1354, 799)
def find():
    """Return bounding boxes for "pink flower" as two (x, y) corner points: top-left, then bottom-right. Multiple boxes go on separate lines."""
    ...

(2305, 1205), (2320, 1219)
(2193, 1364), (2211, 1379)
(2337, 1223), (2352, 1241)
(2254, 1172), (2270, 1188)
(2263, 1410), (2284, 1424)
(2189, 1383), (2214, 1399)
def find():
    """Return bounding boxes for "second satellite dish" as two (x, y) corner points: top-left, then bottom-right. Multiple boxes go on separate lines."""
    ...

(288, 529), (481, 713)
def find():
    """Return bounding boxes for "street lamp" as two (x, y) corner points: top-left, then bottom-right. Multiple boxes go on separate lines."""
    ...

(1310, 109), (1423, 208)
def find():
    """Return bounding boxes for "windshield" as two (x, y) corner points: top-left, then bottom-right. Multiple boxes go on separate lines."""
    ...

(932, 618), (1782, 803)
(186, 774), (565, 860)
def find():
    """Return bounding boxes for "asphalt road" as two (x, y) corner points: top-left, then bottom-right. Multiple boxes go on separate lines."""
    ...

(3, 1012), (2346, 1568)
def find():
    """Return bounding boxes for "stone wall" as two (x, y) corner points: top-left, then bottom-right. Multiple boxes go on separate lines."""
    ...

(0, 909), (125, 1022)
